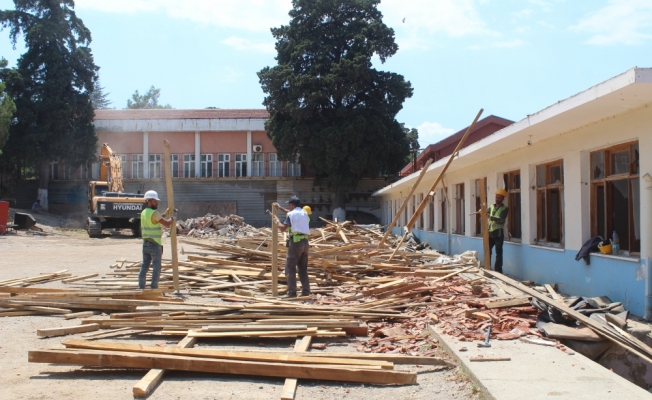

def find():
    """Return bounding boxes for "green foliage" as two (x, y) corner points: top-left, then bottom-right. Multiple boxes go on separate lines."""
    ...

(127, 86), (172, 109)
(258, 0), (413, 195)
(0, 59), (16, 155)
(405, 126), (419, 163)
(91, 78), (111, 109)
(0, 0), (98, 173)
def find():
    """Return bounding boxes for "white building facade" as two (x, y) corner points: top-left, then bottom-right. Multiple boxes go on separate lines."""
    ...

(375, 68), (652, 318)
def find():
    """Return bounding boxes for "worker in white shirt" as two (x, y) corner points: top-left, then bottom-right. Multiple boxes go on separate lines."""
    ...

(276, 196), (311, 298)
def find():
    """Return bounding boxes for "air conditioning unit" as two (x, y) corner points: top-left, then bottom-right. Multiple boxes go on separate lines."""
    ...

(253, 145), (263, 152)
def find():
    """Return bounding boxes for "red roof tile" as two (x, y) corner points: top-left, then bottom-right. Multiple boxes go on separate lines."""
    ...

(94, 109), (269, 120)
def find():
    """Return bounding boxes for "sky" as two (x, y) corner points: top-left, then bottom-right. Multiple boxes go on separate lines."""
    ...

(0, 0), (651, 147)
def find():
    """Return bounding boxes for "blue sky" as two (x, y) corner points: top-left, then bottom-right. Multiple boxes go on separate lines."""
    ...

(0, 0), (651, 146)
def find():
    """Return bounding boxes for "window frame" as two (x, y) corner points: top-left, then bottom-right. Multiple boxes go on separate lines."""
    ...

(454, 183), (465, 235)
(474, 178), (486, 236)
(590, 141), (640, 254)
(252, 153), (264, 177)
(148, 154), (162, 179)
(218, 153), (230, 177)
(439, 187), (447, 233)
(183, 154), (195, 178)
(131, 154), (144, 179)
(503, 170), (522, 241)
(535, 160), (564, 245)
(235, 153), (247, 177)
(170, 154), (179, 178)
(200, 154), (213, 178)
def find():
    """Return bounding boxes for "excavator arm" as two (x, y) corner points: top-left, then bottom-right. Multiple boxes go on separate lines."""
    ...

(99, 143), (124, 193)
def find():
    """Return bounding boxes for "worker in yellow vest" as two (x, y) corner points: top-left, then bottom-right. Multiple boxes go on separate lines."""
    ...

(276, 196), (311, 298)
(488, 188), (509, 274)
(138, 190), (175, 289)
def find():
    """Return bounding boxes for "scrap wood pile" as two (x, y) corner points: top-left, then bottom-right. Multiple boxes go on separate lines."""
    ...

(174, 213), (264, 239)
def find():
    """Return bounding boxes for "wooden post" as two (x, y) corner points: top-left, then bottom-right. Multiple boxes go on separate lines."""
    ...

(388, 109), (483, 261)
(163, 140), (179, 291)
(378, 158), (433, 248)
(272, 202), (279, 297)
(480, 178), (491, 270)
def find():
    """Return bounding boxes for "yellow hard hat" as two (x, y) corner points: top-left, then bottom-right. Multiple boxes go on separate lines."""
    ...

(495, 188), (508, 198)
(302, 205), (312, 215)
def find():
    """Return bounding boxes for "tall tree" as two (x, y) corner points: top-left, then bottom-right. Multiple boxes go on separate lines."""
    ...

(126, 86), (172, 109)
(258, 0), (413, 211)
(0, 0), (98, 210)
(91, 78), (111, 109)
(0, 59), (16, 155)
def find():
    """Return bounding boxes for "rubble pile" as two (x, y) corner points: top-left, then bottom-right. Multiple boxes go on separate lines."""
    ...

(174, 213), (263, 239)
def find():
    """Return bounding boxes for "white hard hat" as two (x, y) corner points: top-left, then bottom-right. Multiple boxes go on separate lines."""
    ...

(144, 190), (160, 201)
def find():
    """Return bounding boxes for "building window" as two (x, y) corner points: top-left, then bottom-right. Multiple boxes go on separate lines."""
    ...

(427, 193), (435, 231)
(536, 160), (564, 244)
(503, 170), (521, 240)
(474, 179), (486, 236)
(60, 164), (73, 180)
(590, 142), (640, 253)
(77, 164), (91, 180)
(118, 155), (126, 178)
(200, 154), (213, 178)
(218, 154), (230, 177)
(148, 154), (161, 178)
(288, 156), (301, 177)
(91, 162), (100, 180)
(269, 153), (282, 177)
(170, 154), (179, 178)
(454, 183), (465, 234)
(403, 197), (409, 227)
(252, 153), (264, 177)
(49, 161), (59, 180)
(183, 154), (195, 178)
(131, 155), (144, 179)
(439, 188), (447, 232)
(235, 154), (247, 177)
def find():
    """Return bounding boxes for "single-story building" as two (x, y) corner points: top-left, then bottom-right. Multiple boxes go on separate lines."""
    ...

(374, 67), (652, 318)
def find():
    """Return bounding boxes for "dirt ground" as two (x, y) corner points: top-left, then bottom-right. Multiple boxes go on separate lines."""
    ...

(0, 209), (480, 400)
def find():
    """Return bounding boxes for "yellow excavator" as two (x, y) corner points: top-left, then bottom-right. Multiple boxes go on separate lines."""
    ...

(86, 144), (147, 237)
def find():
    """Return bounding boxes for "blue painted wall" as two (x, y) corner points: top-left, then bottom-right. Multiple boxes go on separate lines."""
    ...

(394, 227), (646, 316)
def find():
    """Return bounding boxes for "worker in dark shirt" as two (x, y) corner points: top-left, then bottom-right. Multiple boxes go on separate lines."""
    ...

(488, 189), (509, 274)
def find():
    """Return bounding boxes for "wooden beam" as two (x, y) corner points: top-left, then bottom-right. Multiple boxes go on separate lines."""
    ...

(37, 323), (99, 338)
(29, 349), (416, 385)
(484, 297), (531, 309)
(378, 159), (433, 248)
(480, 178), (490, 270)
(281, 336), (313, 400)
(404, 109), (483, 233)
(163, 140), (180, 291)
(133, 335), (197, 398)
(272, 202), (279, 297)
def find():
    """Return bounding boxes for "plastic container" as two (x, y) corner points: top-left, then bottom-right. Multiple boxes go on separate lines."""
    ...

(612, 230), (620, 255)
(598, 242), (612, 254)
(0, 201), (8, 234)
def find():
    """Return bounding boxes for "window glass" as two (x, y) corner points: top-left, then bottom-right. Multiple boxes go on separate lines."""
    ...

(591, 151), (605, 180)
(549, 165), (562, 185)
(610, 150), (629, 175)
(536, 165), (546, 187)
(631, 143), (639, 175)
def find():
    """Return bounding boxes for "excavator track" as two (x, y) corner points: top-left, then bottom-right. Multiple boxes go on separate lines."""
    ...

(87, 217), (102, 238)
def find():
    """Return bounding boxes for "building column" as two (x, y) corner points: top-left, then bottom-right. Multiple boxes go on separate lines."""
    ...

(143, 131), (149, 179)
(564, 151), (584, 250)
(639, 131), (652, 319)
(247, 130), (252, 177)
(195, 131), (201, 178)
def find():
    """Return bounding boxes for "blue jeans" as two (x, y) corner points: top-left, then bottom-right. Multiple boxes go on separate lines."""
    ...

(139, 241), (162, 289)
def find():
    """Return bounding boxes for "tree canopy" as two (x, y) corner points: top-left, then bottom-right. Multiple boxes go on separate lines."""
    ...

(0, 0), (98, 181)
(91, 78), (111, 109)
(127, 86), (172, 109)
(0, 59), (16, 155)
(258, 0), (413, 202)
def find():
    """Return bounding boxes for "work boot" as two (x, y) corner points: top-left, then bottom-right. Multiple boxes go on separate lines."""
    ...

(285, 292), (297, 298)
(301, 291), (311, 297)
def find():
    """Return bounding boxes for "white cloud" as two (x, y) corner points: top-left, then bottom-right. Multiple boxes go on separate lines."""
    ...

(218, 66), (242, 83)
(572, 0), (652, 45)
(416, 122), (455, 146)
(378, 0), (499, 49)
(75, 0), (292, 32)
(221, 37), (275, 54)
(492, 39), (526, 48)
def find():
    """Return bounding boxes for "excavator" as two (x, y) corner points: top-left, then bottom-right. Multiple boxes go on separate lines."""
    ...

(86, 144), (147, 237)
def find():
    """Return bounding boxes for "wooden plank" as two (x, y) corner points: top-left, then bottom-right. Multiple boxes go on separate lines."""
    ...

(484, 297), (531, 309)
(30, 349), (416, 385)
(378, 158), (433, 248)
(544, 284), (562, 300)
(272, 202), (279, 297)
(480, 177), (490, 270)
(187, 328), (318, 338)
(62, 273), (99, 284)
(37, 323), (99, 338)
(484, 270), (652, 363)
(163, 139), (180, 291)
(133, 335), (197, 398)
(470, 357), (510, 362)
(64, 311), (99, 319)
(281, 336), (313, 400)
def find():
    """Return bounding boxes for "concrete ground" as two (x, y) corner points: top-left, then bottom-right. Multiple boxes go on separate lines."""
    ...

(430, 323), (652, 399)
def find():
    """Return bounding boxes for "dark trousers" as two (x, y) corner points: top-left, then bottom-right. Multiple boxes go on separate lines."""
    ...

(139, 241), (162, 289)
(285, 238), (310, 295)
(489, 234), (504, 273)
